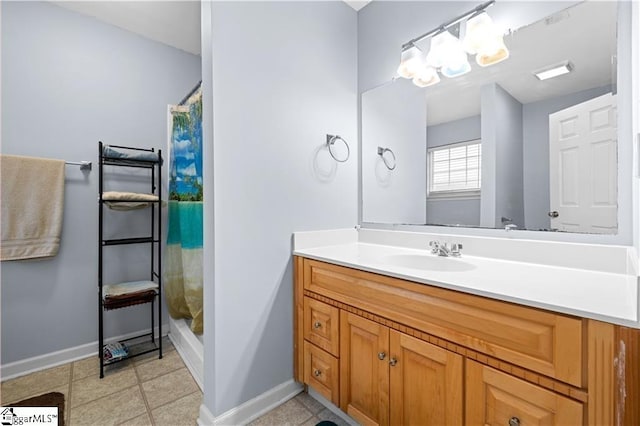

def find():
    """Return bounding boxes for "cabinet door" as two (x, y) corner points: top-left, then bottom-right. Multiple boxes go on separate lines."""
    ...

(389, 331), (463, 425)
(466, 360), (583, 426)
(340, 311), (389, 426)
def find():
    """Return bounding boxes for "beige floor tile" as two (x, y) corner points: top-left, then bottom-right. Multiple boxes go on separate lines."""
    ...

(133, 337), (175, 365)
(151, 391), (202, 426)
(249, 399), (313, 426)
(1, 383), (69, 405)
(1, 364), (70, 404)
(135, 350), (184, 383)
(69, 385), (146, 426)
(141, 368), (198, 409)
(294, 392), (325, 415)
(70, 367), (137, 408)
(117, 412), (153, 426)
(72, 356), (132, 382)
(300, 416), (320, 426)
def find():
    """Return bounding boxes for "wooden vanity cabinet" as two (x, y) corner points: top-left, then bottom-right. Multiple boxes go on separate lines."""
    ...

(340, 312), (389, 426)
(390, 330), (463, 425)
(303, 341), (339, 405)
(293, 256), (640, 426)
(340, 311), (463, 426)
(465, 360), (583, 426)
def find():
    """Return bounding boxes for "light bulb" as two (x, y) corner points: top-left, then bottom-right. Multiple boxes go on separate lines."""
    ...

(397, 45), (425, 79)
(476, 39), (509, 67)
(427, 30), (470, 78)
(412, 66), (440, 87)
(463, 12), (496, 54)
(463, 11), (510, 67)
(426, 31), (459, 69)
(441, 52), (471, 78)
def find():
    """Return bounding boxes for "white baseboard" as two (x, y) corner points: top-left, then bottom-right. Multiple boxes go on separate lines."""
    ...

(168, 317), (203, 390)
(197, 379), (303, 426)
(197, 403), (216, 426)
(0, 325), (168, 382)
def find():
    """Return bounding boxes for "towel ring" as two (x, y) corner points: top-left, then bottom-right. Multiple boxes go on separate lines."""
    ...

(326, 134), (350, 163)
(377, 146), (396, 170)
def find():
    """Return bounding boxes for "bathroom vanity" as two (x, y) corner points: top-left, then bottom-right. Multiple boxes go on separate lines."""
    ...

(293, 230), (640, 426)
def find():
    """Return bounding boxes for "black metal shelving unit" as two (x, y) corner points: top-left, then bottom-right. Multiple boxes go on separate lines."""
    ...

(98, 141), (163, 378)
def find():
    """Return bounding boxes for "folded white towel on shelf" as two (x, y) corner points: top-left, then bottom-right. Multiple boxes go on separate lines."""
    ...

(1, 154), (65, 261)
(103, 280), (158, 297)
(102, 191), (160, 211)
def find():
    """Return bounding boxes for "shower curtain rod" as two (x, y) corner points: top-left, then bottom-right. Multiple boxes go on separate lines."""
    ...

(179, 81), (202, 105)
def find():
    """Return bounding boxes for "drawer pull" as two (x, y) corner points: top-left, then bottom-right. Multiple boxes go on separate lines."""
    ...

(313, 321), (322, 329)
(313, 369), (322, 377)
(378, 352), (386, 360)
(508, 417), (520, 426)
(389, 357), (398, 367)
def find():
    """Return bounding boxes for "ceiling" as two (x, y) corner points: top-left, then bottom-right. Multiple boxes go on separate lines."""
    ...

(344, 1), (372, 11)
(51, 0), (611, 125)
(52, 1), (201, 55)
(52, 1), (370, 56)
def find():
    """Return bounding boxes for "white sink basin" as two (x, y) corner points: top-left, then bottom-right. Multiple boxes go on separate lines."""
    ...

(383, 254), (476, 272)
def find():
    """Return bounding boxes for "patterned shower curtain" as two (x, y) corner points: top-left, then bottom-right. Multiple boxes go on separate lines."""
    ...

(164, 88), (203, 334)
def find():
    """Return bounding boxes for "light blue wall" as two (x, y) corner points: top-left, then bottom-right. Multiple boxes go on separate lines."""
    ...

(1, 1), (201, 364)
(208, 1), (357, 416)
(362, 78), (427, 224)
(494, 85), (524, 229)
(523, 86), (612, 230)
(426, 115), (481, 226)
(480, 84), (524, 228)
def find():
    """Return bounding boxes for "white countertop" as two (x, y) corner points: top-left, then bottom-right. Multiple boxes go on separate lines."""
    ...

(293, 229), (640, 327)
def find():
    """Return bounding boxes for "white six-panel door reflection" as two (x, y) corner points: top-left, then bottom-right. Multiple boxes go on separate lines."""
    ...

(549, 93), (617, 234)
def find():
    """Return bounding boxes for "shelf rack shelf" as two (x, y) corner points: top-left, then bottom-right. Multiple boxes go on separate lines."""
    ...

(98, 141), (163, 378)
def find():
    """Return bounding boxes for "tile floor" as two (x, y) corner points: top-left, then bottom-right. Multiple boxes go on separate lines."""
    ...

(249, 392), (350, 426)
(1, 338), (202, 426)
(1, 339), (349, 426)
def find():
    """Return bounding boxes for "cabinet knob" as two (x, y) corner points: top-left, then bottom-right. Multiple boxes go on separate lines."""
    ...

(378, 352), (386, 360)
(313, 369), (322, 377)
(313, 321), (322, 329)
(508, 417), (520, 426)
(389, 357), (398, 367)
(548, 211), (559, 218)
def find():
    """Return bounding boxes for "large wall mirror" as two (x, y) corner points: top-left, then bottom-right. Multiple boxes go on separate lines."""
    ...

(362, 1), (625, 235)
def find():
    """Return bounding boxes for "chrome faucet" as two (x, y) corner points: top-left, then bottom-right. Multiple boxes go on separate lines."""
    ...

(429, 241), (463, 257)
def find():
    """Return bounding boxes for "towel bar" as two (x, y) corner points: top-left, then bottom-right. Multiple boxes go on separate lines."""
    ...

(65, 161), (92, 171)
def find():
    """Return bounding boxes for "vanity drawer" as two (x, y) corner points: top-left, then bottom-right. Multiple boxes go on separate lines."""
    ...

(304, 297), (340, 357)
(303, 259), (583, 387)
(304, 341), (339, 406)
(465, 360), (583, 425)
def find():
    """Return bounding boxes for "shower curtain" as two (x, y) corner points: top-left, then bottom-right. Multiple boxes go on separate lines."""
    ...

(164, 87), (203, 334)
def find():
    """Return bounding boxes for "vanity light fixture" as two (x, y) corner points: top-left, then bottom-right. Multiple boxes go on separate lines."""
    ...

(533, 61), (574, 81)
(397, 0), (508, 87)
(397, 43), (426, 79)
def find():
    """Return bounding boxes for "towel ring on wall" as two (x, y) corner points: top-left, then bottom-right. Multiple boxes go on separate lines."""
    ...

(377, 146), (396, 170)
(326, 134), (350, 163)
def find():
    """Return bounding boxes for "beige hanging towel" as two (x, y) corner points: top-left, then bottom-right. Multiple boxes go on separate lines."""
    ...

(1, 154), (65, 261)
